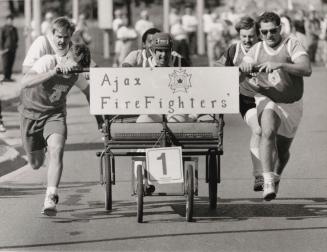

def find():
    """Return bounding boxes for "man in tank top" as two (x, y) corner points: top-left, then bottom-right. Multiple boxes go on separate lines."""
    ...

(239, 12), (312, 201)
(216, 16), (263, 192)
(19, 44), (93, 216)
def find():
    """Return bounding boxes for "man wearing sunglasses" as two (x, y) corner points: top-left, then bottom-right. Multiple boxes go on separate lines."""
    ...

(239, 12), (312, 201)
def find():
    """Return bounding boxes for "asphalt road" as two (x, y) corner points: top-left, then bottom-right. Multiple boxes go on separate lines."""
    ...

(0, 67), (327, 251)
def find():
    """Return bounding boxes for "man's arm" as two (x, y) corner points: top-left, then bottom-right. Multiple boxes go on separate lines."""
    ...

(257, 55), (312, 77)
(21, 69), (57, 89)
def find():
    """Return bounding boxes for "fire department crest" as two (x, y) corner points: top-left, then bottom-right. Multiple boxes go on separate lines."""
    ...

(168, 69), (192, 93)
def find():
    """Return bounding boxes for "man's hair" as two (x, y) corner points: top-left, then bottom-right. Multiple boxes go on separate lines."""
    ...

(257, 12), (281, 26)
(52, 16), (75, 35)
(70, 43), (90, 67)
(141, 27), (161, 44)
(235, 16), (259, 35)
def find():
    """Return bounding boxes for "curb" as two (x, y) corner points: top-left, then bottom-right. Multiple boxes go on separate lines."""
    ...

(0, 74), (27, 178)
(0, 139), (27, 178)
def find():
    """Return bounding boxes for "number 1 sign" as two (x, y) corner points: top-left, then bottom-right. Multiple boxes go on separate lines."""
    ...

(146, 147), (184, 184)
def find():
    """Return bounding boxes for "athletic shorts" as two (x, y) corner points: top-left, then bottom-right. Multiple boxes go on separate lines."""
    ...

(20, 112), (67, 153)
(255, 95), (303, 138)
(240, 94), (256, 119)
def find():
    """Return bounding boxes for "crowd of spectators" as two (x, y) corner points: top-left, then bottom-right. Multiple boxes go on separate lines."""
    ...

(109, 4), (327, 68)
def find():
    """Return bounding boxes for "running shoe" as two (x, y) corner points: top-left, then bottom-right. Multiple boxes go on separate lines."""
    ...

(0, 122), (6, 132)
(263, 182), (276, 201)
(145, 185), (155, 195)
(41, 194), (59, 216)
(253, 176), (264, 191)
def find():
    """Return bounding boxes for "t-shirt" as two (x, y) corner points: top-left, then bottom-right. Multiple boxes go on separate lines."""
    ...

(19, 55), (88, 119)
(243, 35), (308, 103)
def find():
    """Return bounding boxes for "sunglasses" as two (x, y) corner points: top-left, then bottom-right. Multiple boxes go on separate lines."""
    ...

(260, 27), (279, 36)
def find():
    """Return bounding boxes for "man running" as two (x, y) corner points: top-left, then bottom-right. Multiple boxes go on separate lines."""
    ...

(240, 12), (312, 201)
(217, 16), (262, 191)
(19, 44), (93, 215)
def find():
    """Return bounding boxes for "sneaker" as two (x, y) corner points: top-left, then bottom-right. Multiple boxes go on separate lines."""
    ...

(145, 185), (155, 195)
(41, 194), (59, 216)
(253, 176), (264, 191)
(263, 182), (276, 201)
(0, 122), (6, 132)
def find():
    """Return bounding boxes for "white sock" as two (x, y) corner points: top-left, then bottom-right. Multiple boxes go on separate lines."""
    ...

(262, 172), (274, 183)
(46, 186), (58, 196)
(273, 173), (281, 182)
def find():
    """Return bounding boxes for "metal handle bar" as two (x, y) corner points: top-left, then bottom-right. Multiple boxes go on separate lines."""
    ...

(56, 67), (90, 74)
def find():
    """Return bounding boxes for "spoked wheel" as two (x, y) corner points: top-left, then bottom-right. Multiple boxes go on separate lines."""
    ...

(208, 150), (218, 209)
(136, 164), (144, 223)
(185, 164), (194, 222)
(104, 154), (112, 211)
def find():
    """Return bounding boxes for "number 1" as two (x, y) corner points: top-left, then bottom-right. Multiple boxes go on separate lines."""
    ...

(157, 153), (167, 175)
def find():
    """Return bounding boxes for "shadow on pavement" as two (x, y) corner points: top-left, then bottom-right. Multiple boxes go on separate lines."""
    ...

(64, 142), (103, 151)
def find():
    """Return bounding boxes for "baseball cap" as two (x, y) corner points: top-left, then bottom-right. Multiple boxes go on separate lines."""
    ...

(151, 33), (173, 50)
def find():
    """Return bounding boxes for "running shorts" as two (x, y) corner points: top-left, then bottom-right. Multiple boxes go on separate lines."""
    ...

(20, 112), (67, 153)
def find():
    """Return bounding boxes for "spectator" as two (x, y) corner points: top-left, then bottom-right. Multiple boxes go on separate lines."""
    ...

(319, 13), (327, 67)
(293, 20), (308, 52)
(207, 13), (227, 66)
(203, 7), (214, 53)
(0, 14), (18, 82)
(41, 11), (55, 36)
(305, 8), (321, 63)
(72, 13), (92, 46)
(170, 17), (191, 66)
(115, 16), (138, 66)
(182, 5), (198, 56)
(112, 9), (125, 67)
(169, 6), (180, 27)
(134, 9), (154, 47)
(112, 9), (124, 33)
(240, 12), (312, 201)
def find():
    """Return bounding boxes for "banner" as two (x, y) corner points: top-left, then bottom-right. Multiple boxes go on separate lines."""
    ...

(90, 67), (239, 115)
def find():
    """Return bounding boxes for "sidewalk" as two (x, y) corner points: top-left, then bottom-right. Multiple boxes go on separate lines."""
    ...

(0, 73), (27, 176)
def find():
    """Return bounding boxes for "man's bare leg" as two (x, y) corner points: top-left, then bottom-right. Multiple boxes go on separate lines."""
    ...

(41, 133), (65, 216)
(245, 108), (263, 191)
(259, 109), (280, 200)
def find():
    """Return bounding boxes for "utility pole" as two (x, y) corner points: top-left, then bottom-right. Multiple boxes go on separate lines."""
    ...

(32, 0), (41, 37)
(163, 0), (169, 32)
(24, 0), (32, 51)
(73, 0), (79, 23)
(98, 0), (113, 59)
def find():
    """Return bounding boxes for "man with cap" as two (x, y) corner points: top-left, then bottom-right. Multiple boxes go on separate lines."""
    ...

(148, 32), (189, 68)
(135, 32), (193, 123)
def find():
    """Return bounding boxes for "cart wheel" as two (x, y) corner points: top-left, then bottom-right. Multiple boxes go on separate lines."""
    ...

(185, 164), (194, 222)
(136, 164), (144, 223)
(208, 151), (217, 209)
(104, 154), (112, 211)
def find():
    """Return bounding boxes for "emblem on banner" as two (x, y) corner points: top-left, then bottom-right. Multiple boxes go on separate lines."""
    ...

(168, 69), (192, 93)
